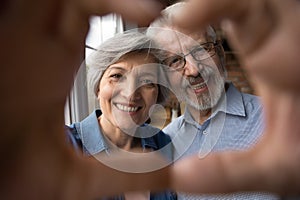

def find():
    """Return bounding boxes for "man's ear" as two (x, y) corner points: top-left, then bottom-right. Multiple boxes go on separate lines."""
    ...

(217, 43), (225, 61)
(216, 44), (226, 71)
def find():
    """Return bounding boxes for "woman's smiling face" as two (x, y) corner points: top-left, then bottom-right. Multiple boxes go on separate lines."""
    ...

(98, 52), (159, 132)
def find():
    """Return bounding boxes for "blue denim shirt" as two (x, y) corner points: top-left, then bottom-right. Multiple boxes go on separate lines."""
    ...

(66, 109), (176, 200)
(163, 83), (279, 200)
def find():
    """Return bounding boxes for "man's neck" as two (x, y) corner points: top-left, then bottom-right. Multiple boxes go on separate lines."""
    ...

(188, 106), (212, 125)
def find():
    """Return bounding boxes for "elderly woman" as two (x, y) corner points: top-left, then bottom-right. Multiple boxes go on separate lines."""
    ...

(66, 31), (175, 200)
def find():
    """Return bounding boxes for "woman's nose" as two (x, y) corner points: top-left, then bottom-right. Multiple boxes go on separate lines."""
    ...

(119, 79), (141, 101)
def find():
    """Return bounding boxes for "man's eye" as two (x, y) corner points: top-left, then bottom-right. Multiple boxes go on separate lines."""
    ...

(193, 47), (206, 54)
(170, 57), (182, 65)
(192, 45), (212, 59)
(196, 43), (214, 53)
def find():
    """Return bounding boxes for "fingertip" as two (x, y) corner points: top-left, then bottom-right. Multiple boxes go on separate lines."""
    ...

(119, 0), (164, 27)
(171, 2), (208, 32)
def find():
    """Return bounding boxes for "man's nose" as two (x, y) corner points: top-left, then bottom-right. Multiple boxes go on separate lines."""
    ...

(183, 56), (202, 77)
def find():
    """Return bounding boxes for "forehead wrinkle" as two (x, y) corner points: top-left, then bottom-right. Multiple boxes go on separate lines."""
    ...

(164, 32), (212, 55)
(106, 66), (128, 72)
(134, 64), (158, 77)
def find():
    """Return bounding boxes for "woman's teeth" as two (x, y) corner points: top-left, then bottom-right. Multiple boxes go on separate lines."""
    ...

(115, 104), (139, 112)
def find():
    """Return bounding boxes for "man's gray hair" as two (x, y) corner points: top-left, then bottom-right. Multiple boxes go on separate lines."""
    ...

(149, 2), (217, 42)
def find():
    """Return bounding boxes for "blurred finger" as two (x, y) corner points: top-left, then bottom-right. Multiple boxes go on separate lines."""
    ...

(3, 0), (60, 30)
(58, 0), (90, 52)
(79, 0), (163, 27)
(69, 152), (170, 199)
(172, 0), (248, 31)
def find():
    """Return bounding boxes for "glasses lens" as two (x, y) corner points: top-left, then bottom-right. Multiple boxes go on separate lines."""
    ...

(163, 55), (185, 71)
(192, 42), (215, 61)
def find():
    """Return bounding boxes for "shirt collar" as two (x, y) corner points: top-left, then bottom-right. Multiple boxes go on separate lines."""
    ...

(218, 82), (246, 117)
(138, 125), (159, 150)
(80, 110), (107, 155)
(80, 110), (158, 155)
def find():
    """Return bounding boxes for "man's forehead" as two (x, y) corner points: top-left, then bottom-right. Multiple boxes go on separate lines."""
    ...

(154, 27), (211, 53)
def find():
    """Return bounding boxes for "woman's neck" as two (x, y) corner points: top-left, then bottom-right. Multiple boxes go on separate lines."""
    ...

(98, 116), (140, 151)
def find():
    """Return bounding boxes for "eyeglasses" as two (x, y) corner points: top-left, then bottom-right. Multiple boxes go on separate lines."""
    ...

(162, 42), (220, 71)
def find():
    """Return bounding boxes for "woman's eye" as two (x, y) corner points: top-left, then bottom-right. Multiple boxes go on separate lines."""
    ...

(110, 73), (122, 80)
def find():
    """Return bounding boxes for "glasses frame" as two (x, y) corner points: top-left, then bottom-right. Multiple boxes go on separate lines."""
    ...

(162, 41), (221, 72)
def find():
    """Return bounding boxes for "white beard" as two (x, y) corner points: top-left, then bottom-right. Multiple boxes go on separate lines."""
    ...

(183, 66), (225, 111)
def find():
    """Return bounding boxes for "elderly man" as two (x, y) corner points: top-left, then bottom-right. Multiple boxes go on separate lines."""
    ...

(148, 2), (279, 199)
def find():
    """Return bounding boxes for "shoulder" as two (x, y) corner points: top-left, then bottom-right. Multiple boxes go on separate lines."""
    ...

(65, 124), (83, 153)
(228, 83), (262, 113)
(150, 190), (177, 200)
(142, 124), (171, 144)
(141, 124), (174, 161)
(163, 115), (184, 136)
(155, 129), (172, 143)
(241, 92), (263, 113)
(65, 110), (103, 154)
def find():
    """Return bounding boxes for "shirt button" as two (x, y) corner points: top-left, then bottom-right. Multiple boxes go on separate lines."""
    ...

(203, 130), (208, 135)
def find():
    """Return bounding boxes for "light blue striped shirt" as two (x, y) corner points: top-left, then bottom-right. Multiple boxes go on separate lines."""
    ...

(163, 83), (279, 200)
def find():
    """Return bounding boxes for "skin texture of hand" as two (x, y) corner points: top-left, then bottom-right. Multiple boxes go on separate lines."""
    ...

(0, 0), (169, 199)
(170, 0), (300, 195)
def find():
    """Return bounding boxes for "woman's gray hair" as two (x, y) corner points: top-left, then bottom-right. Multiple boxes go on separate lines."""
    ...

(87, 30), (169, 104)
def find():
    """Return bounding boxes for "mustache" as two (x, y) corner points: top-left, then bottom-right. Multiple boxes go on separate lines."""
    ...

(181, 67), (214, 88)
